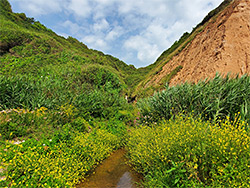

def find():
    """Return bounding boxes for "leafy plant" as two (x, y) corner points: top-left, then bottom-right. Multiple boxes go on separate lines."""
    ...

(126, 115), (250, 187)
(138, 74), (250, 125)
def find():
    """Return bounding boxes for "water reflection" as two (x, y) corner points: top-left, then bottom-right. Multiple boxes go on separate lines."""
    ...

(76, 149), (142, 188)
(117, 172), (133, 188)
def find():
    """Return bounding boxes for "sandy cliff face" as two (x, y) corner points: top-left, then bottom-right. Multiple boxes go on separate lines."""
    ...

(150, 0), (250, 86)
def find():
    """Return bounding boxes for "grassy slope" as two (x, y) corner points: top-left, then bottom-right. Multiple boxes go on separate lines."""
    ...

(133, 0), (233, 98)
(0, 0), (146, 93)
(0, 0), (233, 98)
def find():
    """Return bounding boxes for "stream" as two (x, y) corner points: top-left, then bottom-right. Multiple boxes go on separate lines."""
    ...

(76, 149), (143, 188)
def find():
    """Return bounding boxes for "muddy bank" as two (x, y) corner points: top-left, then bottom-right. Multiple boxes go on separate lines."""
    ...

(76, 149), (142, 188)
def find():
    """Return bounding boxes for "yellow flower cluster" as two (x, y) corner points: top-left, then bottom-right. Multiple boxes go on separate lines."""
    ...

(0, 129), (121, 187)
(35, 107), (48, 117)
(126, 115), (250, 187)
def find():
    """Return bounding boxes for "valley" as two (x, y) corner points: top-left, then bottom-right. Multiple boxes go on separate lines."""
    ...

(1, 0), (250, 187)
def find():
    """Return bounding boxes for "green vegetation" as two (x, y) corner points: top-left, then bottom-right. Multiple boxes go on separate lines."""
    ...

(127, 115), (250, 187)
(1, 0), (249, 187)
(0, 106), (128, 187)
(138, 74), (250, 125)
(127, 74), (250, 187)
(1, 123), (124, 187)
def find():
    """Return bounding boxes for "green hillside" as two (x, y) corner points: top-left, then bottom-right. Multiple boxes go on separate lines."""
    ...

(0, 1), (138, 186)
(0, 0), (150, 116)
(0, 0), (146, 98)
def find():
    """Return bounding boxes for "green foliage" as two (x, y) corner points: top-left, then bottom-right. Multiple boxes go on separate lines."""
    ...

(71, 117), (90, 133)
(0, 106), (75, 140)
(138, 74), (250, 125)
(78, 65), (122, 90)
(0, 73), (128, 120)
(0, 0), (12, 13)
(0, 0), (141, 93)
(126, 115), (250, 187)
(97, 120), (128, 143)
(0, 27), (33, 55)
(1, 1), (249, 187)
(0, 128), (122, 187)
(74, 87), (127, 119)
(0, 75), (72, 109)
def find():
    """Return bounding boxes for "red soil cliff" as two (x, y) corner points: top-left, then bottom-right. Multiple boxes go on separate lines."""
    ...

(150, 0), (250, 86)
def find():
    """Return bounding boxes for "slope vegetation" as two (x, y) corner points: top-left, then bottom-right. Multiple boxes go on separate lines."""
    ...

(0, 0), (144, 95)
(0, 0), (147, 117)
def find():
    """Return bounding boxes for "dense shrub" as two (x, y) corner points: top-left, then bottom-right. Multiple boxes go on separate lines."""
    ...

(138, 74), (250, 125)
(0, 128), (122, 187)
(0, 73), (128, 119)
(126, 115), (250, 187)
(0, 75), (72, 109)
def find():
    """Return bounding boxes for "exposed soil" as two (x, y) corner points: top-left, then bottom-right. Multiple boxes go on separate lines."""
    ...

(149, 0), (250, 86)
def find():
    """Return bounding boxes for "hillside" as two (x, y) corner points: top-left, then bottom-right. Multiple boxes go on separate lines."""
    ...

(135, 0), (250, 96)
(0, 0), (148, 122)
(0, 0), (146, 94)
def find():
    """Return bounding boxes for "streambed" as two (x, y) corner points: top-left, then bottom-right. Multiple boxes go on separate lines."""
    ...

(76, 149), (142, 188)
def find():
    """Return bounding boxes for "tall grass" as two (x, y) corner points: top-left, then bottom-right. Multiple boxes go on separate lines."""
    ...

(138, 74), (250, 125)
(0, 71), (128, 119)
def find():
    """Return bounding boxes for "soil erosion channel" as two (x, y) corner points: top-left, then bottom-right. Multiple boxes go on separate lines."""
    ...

(77, 149), (142, 188)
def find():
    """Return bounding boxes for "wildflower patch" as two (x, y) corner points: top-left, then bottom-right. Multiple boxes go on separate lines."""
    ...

(126, 115), (250, 187)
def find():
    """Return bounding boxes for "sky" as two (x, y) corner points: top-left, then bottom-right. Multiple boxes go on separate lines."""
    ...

(9, 0), (223, 68)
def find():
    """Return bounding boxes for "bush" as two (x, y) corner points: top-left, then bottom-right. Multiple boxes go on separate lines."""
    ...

(126, 115), (250, 187)
(0, 108), (48, 139)
(71, 117), (90, 132)
(138, 74), (250, 125)
(0, 129), (122, 187)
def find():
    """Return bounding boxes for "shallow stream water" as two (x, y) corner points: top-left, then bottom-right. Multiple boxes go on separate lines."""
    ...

(76, 149), (142, 188)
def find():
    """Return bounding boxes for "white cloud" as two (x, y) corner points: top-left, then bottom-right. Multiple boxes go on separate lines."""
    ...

(62, 20), (83, 35)
(10, 0), (64, 16)
(93, 19), (109, 32)
(105, 26), (123, 41)
(124, 35), (161, 64)
(9, 0), (224, 67)
(82, 35), (108, 50)
(68, 0), (91, 18)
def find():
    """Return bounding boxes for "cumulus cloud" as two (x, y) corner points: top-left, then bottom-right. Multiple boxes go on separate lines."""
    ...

(82, 35), (108, 50)
(9, 0), (64, 16)
(9, 0), (224, 67)
(105, 26), (124, 41)
(93, 19), (109, 32)
(124, 35), (160, 64)
(68, 0), (92, 18)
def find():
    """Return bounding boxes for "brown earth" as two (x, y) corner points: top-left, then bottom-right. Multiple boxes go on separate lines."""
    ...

(149, 0), (250, 87)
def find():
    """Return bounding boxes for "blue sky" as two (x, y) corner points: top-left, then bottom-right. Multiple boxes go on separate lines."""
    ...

(9, 0), (223, 68)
